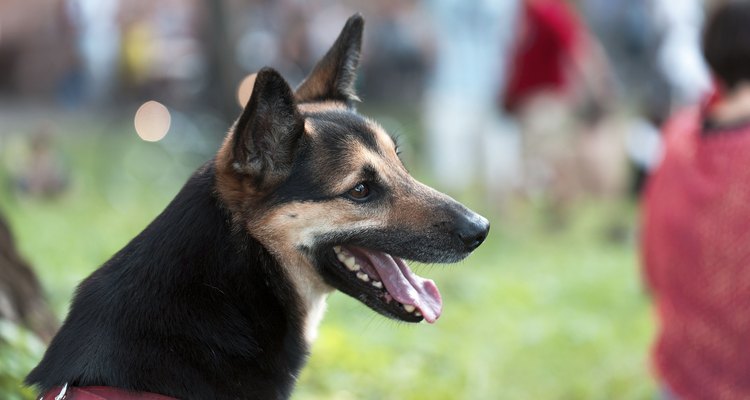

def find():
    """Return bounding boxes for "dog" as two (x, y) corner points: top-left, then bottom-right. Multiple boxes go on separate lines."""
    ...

(26, 14), (489, 400)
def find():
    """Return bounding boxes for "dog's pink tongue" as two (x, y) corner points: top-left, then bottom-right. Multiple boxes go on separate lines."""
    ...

(358, 249), (442, 323)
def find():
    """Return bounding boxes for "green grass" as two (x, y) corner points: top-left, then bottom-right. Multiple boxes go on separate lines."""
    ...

(0, 125), (656, 399)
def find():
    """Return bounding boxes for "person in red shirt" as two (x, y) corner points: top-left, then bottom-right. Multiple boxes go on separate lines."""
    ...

(504, 0), (580, 112)
(502, 0), (618, 224)
(642, 3), (750, 399)
(503, 0), (610, 113)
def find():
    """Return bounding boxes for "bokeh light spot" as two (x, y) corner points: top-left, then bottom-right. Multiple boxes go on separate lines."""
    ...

(237, 73), (257, 107)
(134, 101), (171, 142)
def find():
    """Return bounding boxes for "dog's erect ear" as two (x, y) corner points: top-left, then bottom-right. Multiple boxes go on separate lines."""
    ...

(295, 13), (364, 106)
(232, 67), (303, 186)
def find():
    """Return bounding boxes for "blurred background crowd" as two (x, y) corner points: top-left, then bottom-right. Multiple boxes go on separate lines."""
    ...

(0, 0), (745, 399)
(0, 0), (717, 210)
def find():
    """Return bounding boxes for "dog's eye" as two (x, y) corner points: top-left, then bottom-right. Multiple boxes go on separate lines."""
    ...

(347, 183), (371, 200)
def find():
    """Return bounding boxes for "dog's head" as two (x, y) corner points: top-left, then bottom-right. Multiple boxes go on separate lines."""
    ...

(216, 14), (489, 324)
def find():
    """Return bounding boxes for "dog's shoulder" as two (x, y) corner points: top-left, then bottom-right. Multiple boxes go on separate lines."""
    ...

(26, 162), (309, 400)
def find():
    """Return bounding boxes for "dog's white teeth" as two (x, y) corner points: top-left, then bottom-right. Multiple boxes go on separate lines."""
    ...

(372, 280), (383, 289)
(403, 304), (416, 313)
(414, 311), (422, 317)
(344, 257), (360, 271)
(356, 272), (370, 282)
(333, 245), (342, 254)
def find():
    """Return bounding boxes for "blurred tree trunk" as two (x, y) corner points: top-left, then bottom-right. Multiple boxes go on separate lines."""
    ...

(201, 0), (238, 122)
(0, 213), (58, 343)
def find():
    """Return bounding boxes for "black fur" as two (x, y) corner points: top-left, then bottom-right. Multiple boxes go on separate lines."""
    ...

(312, 110), (383, 154)
(272, 111), (386, 205)
(26, 163), (308, 400)
(233, 68), (305, 189)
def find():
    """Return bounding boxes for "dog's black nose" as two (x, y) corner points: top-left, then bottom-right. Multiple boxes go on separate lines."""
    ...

(454, 214), (490, 252)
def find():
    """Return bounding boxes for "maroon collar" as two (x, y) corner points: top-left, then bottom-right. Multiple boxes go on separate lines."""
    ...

(40, 385), (178, 400)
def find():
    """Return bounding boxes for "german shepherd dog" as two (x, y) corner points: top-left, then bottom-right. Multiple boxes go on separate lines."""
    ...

(27, 14), (489, 400)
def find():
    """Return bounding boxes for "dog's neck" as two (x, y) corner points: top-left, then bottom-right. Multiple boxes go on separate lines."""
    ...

(215, 136), (333, 345)
(27, 161), (312, 400)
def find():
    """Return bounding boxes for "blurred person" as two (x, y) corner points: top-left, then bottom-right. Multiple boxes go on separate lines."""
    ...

(581, 0), (711, 195)
(581, 0), (709, 111)
(633, 0), (710, 193)
(0, 0), (80, 100)
(14, 127), (69, 198)
(361, 0), (430, 103)
(580, 0), (670, 197)
(120, 0), (205, 105)
(422, 0), (522, 197)
(67, 0), (121, 103)
(503, 0), (608, 114)
(652, 0), (711, 109)
(502, 0), (619, 223)
(642, 2), (750, 399)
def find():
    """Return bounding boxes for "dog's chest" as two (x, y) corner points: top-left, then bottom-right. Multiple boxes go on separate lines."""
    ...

(303, 291), (328, 344)
(281, 254), (332, 344)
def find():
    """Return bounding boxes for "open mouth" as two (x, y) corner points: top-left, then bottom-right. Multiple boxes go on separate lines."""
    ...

(332, 245), (443, 323)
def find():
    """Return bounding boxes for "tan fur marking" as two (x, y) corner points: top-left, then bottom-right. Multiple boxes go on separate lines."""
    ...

(316, 133), (403, 196)
(387, 179), (453, 226)
(343, 127), (451, 226)
(250, 201), (384, 343)
(356, 119), (451, 226)
(367, 119), (397, 152)
(303, 120), (319, 139)
(298, 101), (348, 114)
(295, 78), (329, 104)
(215, 130), (261, 213)
(251, 201), (384, 252)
